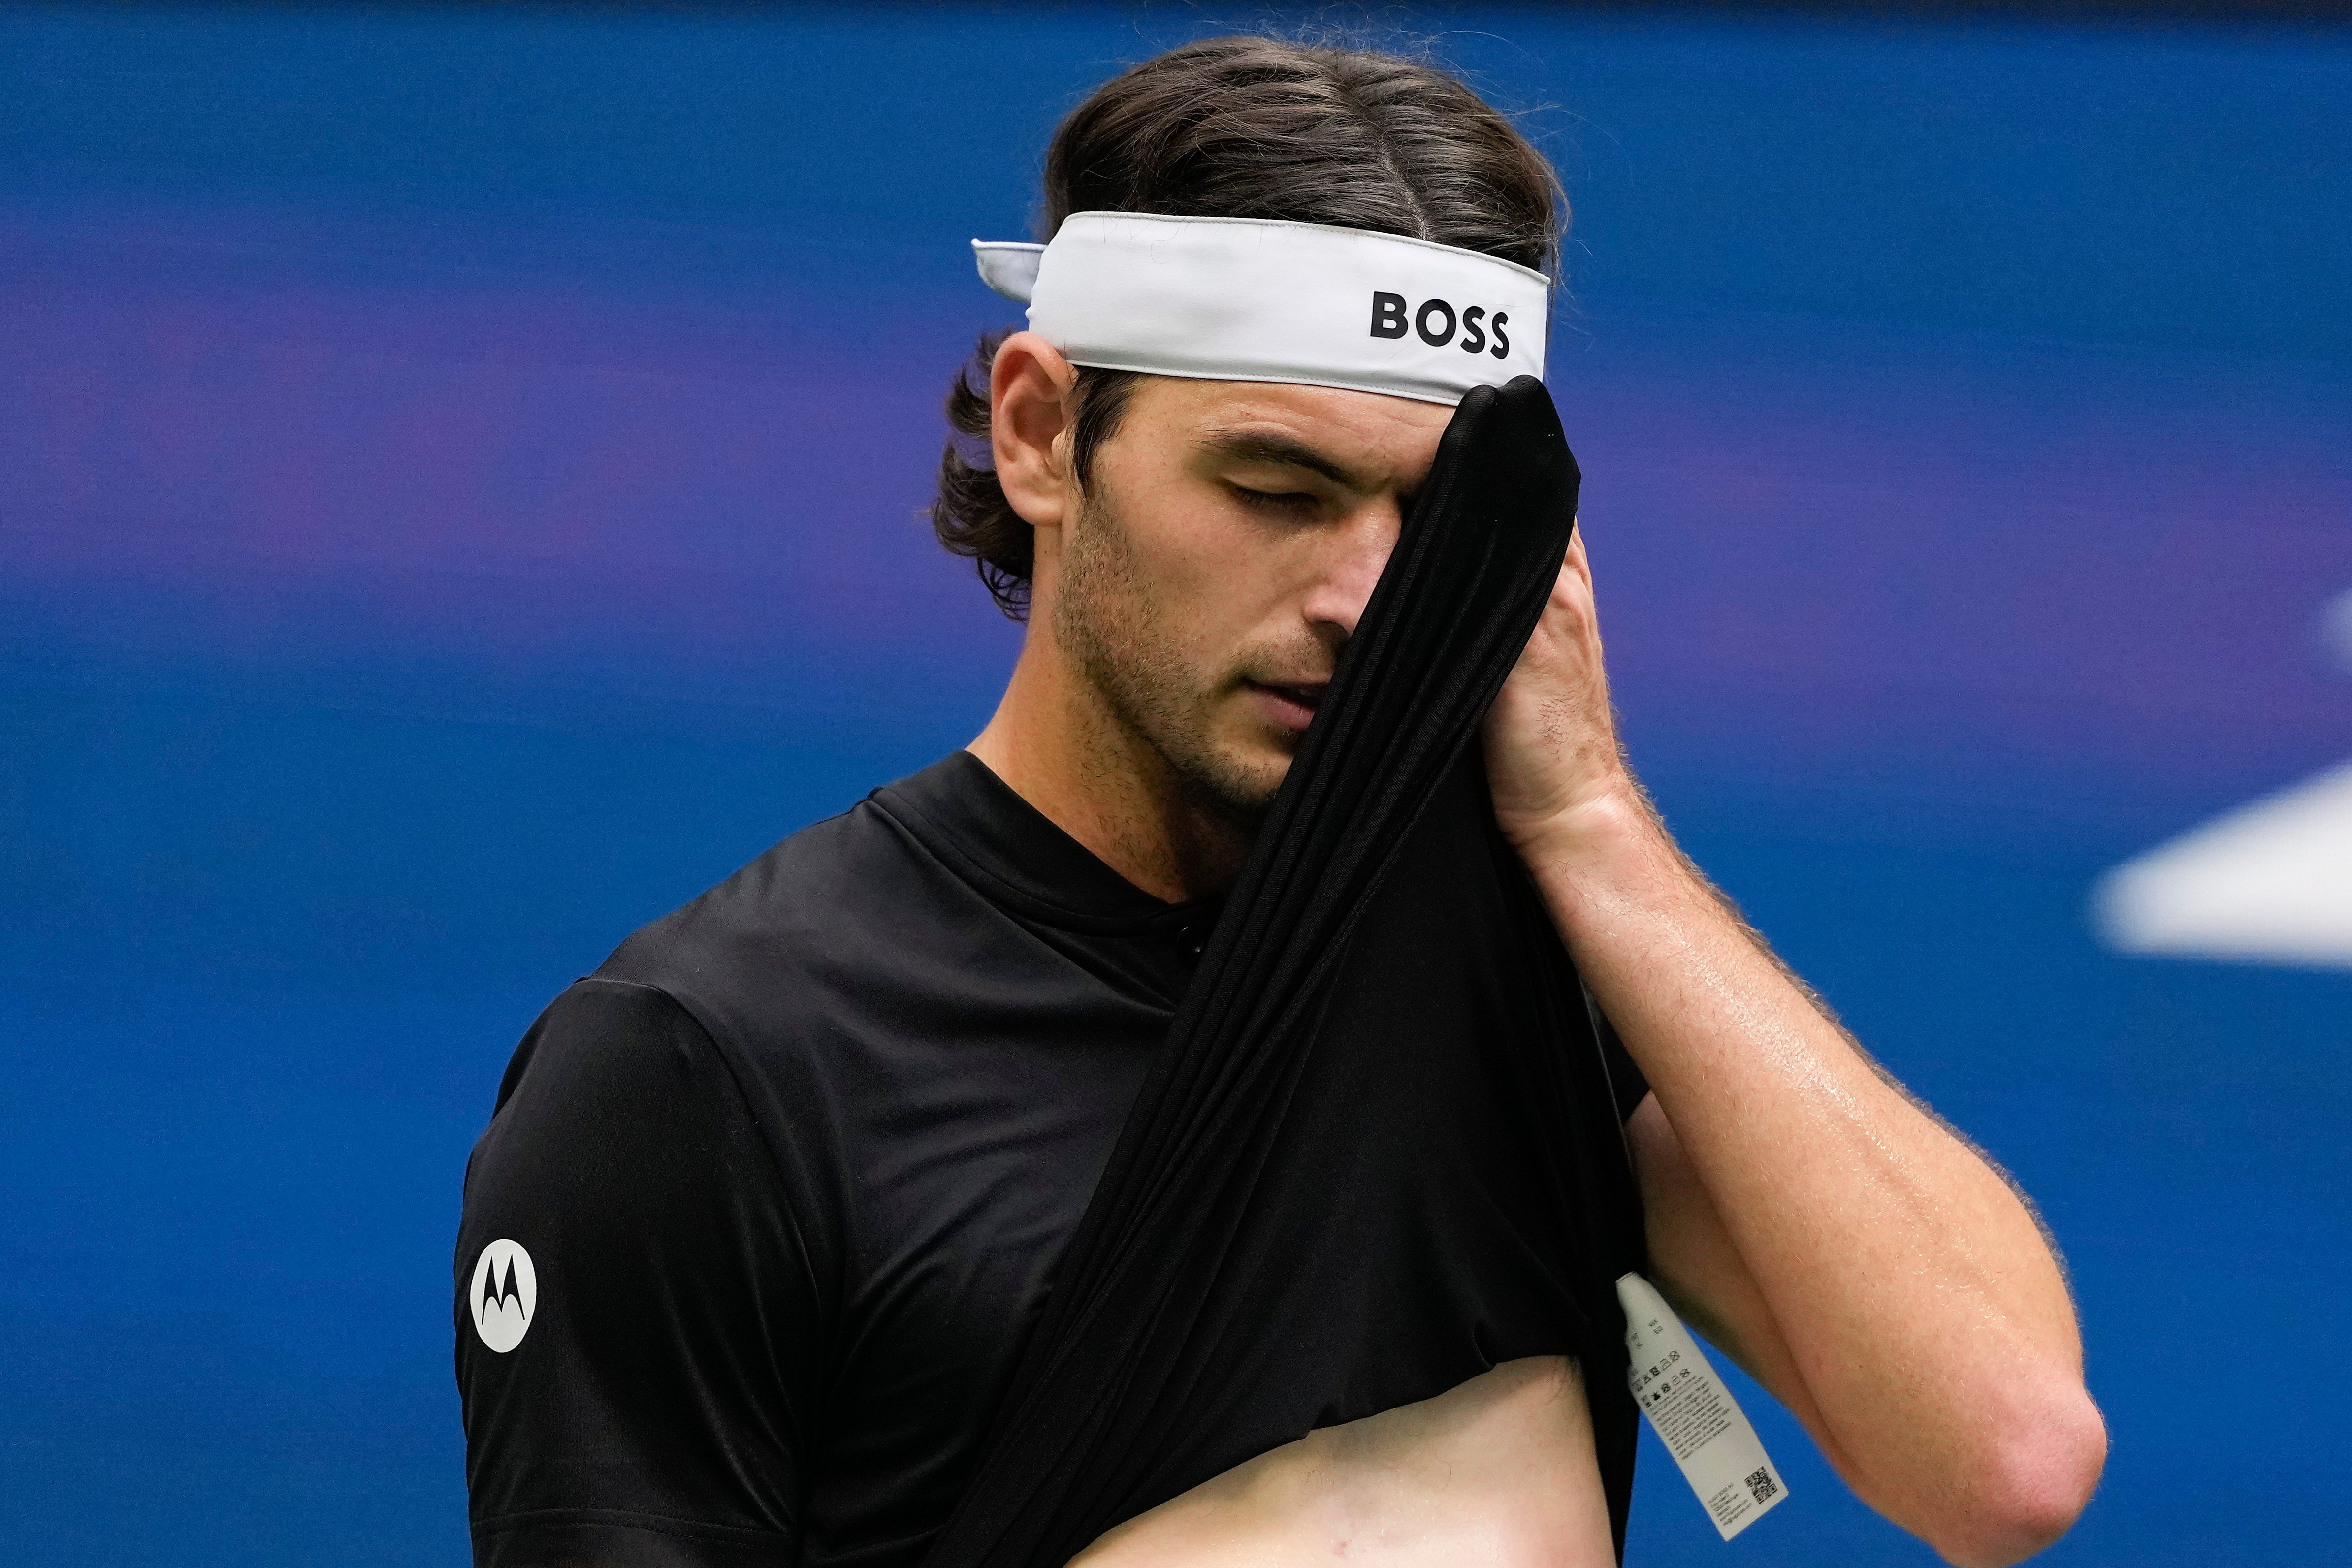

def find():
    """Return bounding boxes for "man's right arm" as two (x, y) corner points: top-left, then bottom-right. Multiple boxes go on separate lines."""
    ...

(456, 978), (823, 1568)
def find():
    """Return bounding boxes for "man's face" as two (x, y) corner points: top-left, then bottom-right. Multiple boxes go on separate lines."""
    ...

(1044, 375), (1451, 823)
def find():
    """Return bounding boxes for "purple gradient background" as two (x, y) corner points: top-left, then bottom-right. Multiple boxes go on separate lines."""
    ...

(11, 201), (2346, 835)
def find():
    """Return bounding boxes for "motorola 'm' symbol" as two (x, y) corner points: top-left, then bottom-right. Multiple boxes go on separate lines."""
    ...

(468, 1238), (537, 1353)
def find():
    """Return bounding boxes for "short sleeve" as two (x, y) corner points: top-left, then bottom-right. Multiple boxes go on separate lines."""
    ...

(456, 979), (824, 1567)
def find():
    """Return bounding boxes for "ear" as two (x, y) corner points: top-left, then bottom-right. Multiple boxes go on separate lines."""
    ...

(991, 331), (1080, 532)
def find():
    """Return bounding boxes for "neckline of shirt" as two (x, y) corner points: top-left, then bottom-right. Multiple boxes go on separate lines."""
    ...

(871, 750), (1223, 940)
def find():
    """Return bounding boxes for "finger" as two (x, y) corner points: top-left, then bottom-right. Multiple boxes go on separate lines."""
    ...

(1561, 526), (1594, 593)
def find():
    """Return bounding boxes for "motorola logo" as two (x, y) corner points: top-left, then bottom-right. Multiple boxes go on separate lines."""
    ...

(1368, 291), (1513, 358)
(470, 1238), (538, 1353)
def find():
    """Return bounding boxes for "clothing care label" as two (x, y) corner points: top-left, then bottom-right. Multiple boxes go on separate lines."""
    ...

(1617, 1273), (1788, 1541)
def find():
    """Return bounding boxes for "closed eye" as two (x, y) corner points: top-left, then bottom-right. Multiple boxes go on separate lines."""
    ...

(1228, 483), (1321, 515)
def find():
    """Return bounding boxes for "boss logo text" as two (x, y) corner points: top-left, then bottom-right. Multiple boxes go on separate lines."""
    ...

(1369, 292), (1512, 358)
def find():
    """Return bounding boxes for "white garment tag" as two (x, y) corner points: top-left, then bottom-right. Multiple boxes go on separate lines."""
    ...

(1617, 1273), (1789, 1541)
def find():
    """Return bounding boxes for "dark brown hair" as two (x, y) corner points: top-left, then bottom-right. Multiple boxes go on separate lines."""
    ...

(932, 34), (1564, 618)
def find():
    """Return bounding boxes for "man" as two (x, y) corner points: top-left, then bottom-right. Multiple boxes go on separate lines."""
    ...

(456, 35), (2105, 1568)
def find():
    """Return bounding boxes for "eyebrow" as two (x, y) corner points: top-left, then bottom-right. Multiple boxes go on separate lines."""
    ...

(1193, 429), (1371, 492)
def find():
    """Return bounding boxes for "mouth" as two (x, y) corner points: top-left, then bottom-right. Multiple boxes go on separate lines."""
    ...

(1243, 678), (1328, 733)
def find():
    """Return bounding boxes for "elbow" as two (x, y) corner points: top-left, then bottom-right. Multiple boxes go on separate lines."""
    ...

(1922, 1383), (2108, 1568)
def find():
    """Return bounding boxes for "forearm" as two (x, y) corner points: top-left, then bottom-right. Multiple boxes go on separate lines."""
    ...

(1524, 789), (2102, 1563)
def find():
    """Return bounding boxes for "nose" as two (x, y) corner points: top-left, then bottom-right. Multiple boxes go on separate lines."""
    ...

(1298, 502), (1403, 643)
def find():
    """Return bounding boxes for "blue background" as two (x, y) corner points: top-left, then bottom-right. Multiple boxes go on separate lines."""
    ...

(3, 4), (2348, 1563)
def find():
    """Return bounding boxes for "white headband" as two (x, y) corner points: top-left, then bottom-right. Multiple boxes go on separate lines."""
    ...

(970, 211), (1548, 407)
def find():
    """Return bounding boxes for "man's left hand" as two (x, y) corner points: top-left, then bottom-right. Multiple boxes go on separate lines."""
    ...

(1481, 528), (1642, 859)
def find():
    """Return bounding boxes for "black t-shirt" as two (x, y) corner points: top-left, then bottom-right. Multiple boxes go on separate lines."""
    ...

(456, 751), (1645, 1568)
(457, 753), (1216, 1568)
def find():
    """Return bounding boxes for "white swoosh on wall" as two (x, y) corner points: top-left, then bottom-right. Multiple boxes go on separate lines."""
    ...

(2096, 588), (2352, 970)
(2096, 758), (2352, 969)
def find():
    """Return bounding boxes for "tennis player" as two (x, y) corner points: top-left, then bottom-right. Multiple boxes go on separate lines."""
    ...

(456, 35), (2104, 1568)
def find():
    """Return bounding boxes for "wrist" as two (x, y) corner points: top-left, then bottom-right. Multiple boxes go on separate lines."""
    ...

(1506, 780), (1684, 913)
(1505, 776), (1653, 862)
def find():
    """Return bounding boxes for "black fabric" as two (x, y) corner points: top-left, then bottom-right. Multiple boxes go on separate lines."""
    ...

(457, 755), (1220, 1568)
(922, 377), (1648, 1568)
(455, 377), (1649, 1568)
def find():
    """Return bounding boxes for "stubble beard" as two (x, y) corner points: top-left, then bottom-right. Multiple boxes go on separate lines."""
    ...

(1052, 485), (1282, 834)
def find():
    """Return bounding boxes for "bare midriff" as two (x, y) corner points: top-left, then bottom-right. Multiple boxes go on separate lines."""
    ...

(1066, 1356), (1616, 1568)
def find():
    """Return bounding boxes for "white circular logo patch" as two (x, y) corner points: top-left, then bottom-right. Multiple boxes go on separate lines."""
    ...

(469, 1238), (537, 1353)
